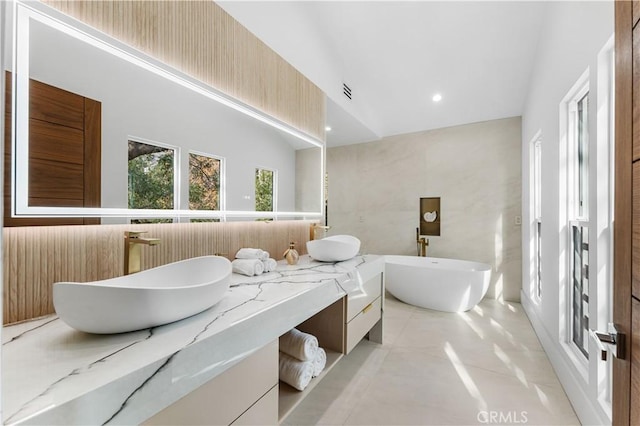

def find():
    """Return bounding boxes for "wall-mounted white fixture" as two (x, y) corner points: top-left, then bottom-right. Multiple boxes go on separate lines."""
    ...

(424, 211), (437, 223)
(432, 93), (443, 103)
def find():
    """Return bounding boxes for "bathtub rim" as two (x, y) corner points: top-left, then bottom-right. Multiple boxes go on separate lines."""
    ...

(384, 254), (492, 273)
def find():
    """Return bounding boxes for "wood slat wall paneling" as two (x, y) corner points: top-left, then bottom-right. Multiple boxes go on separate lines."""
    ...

(41, 0), (326, 140)
(3, 220), (313, 324)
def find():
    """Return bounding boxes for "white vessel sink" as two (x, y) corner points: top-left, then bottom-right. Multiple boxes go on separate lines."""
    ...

(53, 256), (232, 334)
(307, 235), (361, 262)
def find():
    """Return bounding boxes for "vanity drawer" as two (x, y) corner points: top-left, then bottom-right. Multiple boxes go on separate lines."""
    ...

(345, 296), (382, 354)
(346, 273), (382, 322)
(144, 340), (278, 425)
(231, 384), (278, 425)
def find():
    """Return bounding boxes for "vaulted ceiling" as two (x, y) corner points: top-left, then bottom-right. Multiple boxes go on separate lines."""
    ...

(218, 1), (548, 146)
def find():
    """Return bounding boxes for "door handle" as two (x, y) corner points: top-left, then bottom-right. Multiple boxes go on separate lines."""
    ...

(590, 323), (626, 361)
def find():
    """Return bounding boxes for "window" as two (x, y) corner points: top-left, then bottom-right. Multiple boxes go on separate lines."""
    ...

(571, 221), (589, 358)
(532, 135), (542, 300)
(128, 139), (177, 223)
(575, 93), (590, 218)
(568, 85), (590, 359)
(255, 168), (276, 212)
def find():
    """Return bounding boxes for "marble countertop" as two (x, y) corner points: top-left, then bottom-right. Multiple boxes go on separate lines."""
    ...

(2, 255), (384, 425)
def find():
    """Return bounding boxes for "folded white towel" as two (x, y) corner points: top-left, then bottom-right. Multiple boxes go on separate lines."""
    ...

(231, 258), (264, 277)
(312, 347), (327, 377)
(262, 258), (278, 273)
(279, 328), (318, 362)
(235, 248), (269, 260)
(279, 352), (314, 391)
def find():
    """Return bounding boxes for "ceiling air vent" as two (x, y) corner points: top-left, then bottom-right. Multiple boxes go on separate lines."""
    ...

(343, 83), (352, 100)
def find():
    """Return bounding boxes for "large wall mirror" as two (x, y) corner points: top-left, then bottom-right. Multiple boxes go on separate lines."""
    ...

(4, 1), (324, 223)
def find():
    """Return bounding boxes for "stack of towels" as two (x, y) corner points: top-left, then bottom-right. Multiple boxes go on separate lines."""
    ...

(278, 328), (327, 391)
(231, 248), (278, 276)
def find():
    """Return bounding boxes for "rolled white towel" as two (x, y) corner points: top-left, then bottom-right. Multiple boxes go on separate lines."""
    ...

(262, 258), (278, 273)
(312, 347), (327, 377)
(235, 248), (269, 260)
(279, 328), (318, 362)
(231, 258), (265, 277)
(279, 352), (314, 391)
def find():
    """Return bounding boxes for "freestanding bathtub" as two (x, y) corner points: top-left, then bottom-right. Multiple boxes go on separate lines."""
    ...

(385, 255), (492, 312)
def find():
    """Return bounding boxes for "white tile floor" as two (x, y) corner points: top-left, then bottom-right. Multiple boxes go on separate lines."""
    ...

(284, 294), (580, 426)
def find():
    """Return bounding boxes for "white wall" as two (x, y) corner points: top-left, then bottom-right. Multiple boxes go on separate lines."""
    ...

(520, 2), (613, 424)
(328, 117), (522, 302)
(26, 16), (303, 217)
(295, 147), (323, 213)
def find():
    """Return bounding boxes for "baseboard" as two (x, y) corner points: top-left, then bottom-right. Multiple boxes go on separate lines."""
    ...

(520, 290), (610, 426)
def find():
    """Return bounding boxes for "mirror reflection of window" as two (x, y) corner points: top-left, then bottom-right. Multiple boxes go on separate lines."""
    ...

(190, 218), (220, 223)
(255, 168), (276, 212)
(128, 139), (176, 223)
(189, 152), (222, 223)
(131, 218), (174, 224)
(189, 152), (222, 210)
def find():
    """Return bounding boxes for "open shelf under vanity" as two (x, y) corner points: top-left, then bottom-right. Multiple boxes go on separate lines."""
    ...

(278, 349), (343, 422)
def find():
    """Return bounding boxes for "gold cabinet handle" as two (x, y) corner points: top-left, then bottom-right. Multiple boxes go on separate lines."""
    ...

(362, 303), (374, 314)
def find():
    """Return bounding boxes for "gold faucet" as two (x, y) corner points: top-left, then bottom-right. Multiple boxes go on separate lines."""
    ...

(416, 227), (429, 257)
(418, 237), (429, 257)
(124, 231), (160, 275)
(310, 223), (331, 241)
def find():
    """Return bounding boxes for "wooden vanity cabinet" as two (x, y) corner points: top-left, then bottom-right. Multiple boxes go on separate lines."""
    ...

(295, 270), (384, 356)
(344, 272), (384, 354)
(144, 270), (385, 426)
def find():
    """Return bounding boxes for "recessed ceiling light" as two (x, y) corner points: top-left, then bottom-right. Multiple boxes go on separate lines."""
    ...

(432, 94), (442, 103)
(325, 126), (332, 132)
